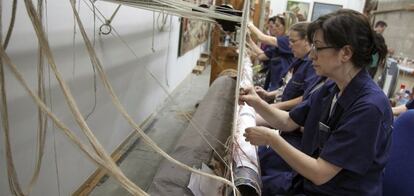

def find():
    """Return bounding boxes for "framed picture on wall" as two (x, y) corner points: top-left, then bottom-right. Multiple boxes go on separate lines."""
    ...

(286, 0), (310, 22)
(177, 0), (213, 57)
(311, 2), (343, 21)
(177, 17), (210, 57)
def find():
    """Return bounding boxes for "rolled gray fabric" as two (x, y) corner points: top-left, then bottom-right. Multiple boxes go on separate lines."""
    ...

(234, 166), (261, 196)
(148, 75), (236, 196)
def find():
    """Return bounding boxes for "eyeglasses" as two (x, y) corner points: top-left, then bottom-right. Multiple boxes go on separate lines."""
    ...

(310, 44), (338, 55)
(289, 38), (302, 44)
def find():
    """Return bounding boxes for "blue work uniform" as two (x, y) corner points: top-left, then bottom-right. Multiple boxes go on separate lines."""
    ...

(289, 69), (393, 195)
(259, 55), (318, 196)
(303, 76), (328, 100)
(260, 43), (273, 71)
(281, 55), (318, 102)
(406, 99), (414, 109)
(263, 35), (294, 91)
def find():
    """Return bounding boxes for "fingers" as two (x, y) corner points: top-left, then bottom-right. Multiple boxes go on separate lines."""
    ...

(254, 86), (268, 100)
(239, 86), (261, 107)
(247, 21), (253, 28)
(244, 127), (260, 145)
(243, 132), (248, 140)
(254, 86), (265, 93)
(239, 88), (246, 105)
(240, 86), (254, 95)
(239, 87), (247, 95)
(239, 87), (248, 105)
(254, 86), (262, 90)
(243, 127), (253, 142)
(238, 98), (245, 106)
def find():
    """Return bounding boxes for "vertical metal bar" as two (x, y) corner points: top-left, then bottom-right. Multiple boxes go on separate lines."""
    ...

(231, 0), (251, 195)
(258, 0), (266, 31)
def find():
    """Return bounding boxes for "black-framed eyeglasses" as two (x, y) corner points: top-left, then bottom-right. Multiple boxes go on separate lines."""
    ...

(289, 38), (303, 44)
(310, 44), (338, 54)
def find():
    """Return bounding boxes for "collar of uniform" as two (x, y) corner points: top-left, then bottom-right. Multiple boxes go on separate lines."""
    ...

(290, 53), (311, 72)
(335, 69), (371, 110)
(303, 52), (311, 62)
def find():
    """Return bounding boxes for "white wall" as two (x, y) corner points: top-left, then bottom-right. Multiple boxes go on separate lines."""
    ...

(270, 0), (366, 20)
(0, 1), (206, 195)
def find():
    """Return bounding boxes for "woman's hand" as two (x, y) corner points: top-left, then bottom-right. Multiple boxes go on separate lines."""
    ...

(244, 126), (279, 146)
(239, 86), (262, 107)
(255, 86), (275, 102)
(247, 21), (254, 29)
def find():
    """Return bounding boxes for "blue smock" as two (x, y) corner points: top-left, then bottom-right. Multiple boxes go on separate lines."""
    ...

(289, 69), (393, 195)
(303, 76), (328, 100)
(259, 55), (317, 196)
(281, 55), (318, 102)
(263, 35), (294, 91)
(260, 44), (273, 71)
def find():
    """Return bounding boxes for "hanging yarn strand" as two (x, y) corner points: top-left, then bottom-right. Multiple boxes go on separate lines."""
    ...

(0, 75), (25, 196)
(151, 11), (156, 52)
(84, 0), (98, 121)
(1, 0), (51, 195)
(3, 0), (17, 49)
(43, 0), (62, 194)
(72, 0), (77, 77)
(0, 48), (25, 196)
(25, 0), (48, 194)
(0, 0), (25, 195)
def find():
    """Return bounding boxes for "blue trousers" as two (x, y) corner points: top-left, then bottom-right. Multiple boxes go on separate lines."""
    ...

(259, 132), (302, 196)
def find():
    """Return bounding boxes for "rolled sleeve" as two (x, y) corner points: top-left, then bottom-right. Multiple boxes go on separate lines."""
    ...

(277, 36), (291, 54)
(264, 47), (276, 59)
(303, 65), (318, 93)
(289, 99), (310, 127)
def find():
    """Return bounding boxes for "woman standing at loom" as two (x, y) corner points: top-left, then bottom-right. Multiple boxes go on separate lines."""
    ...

(241, 9), (392, 195)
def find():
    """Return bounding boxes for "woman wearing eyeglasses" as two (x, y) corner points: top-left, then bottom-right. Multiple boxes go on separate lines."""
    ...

(240, 9), (392, 195)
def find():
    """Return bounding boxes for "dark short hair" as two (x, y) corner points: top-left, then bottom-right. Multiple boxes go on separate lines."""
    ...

(275, 15), (286, 26)
(290, 22), (309, 39)
(268, 16), (277, 23)
(307, 9), (387, 68)
(375, 20), (387, 28)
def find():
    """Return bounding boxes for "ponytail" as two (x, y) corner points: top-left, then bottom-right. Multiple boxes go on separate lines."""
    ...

(373, 32), (388, 68)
